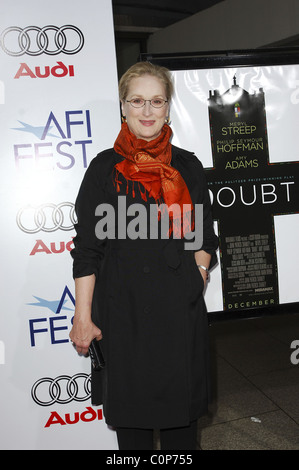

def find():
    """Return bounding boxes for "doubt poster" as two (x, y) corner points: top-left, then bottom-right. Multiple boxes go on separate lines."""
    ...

(157, 58), (299, 314)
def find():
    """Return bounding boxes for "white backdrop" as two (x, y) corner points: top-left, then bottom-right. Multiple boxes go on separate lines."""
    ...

(0, 0), (120, 450)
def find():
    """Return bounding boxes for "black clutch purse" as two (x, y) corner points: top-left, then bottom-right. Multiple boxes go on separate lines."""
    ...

(88, 339), (105, 370)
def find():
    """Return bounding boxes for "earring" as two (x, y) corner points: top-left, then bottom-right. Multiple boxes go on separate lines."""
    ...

(165, 117), (170, 124)
(122, 116), (127, 123)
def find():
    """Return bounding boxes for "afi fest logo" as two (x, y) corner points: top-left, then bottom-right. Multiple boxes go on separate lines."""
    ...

(26, 286), (75, 347)
(13, 109), (92, 171)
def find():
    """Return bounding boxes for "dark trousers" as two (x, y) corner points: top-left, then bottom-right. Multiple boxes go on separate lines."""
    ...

(116, 420), (198, 450)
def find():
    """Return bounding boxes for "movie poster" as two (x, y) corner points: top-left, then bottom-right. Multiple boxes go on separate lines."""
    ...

(167, 62), (299, 314)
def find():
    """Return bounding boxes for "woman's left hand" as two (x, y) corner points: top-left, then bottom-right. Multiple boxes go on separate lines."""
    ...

(194, 250), (211, 287)
(198, 266), (208, 286)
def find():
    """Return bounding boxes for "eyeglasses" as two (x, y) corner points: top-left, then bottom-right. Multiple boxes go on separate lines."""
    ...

(126, 98), (168, 108)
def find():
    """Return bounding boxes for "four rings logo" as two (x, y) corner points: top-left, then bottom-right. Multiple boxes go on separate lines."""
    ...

(16, 203), (77, 233)
(0, 25), (84, 56)
(32, 373), (91, 406)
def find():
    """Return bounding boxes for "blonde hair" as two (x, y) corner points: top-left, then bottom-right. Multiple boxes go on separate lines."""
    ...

(119, 62), (174, 102)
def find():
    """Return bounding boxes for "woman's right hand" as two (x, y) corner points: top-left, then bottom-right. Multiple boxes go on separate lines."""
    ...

(69, 317), (102, 356)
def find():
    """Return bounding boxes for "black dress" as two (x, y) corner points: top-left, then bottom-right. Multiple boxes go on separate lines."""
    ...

(71, 144), (218, 429)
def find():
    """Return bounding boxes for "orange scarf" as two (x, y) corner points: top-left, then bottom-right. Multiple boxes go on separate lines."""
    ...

(113, 122), (194, 238)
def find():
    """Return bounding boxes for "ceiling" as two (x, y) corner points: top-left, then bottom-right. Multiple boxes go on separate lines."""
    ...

(112, 1), (299, 77)
(112, 0), (225, 32)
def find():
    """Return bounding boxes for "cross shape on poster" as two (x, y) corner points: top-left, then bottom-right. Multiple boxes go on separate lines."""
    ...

(205, 78), (299, 311)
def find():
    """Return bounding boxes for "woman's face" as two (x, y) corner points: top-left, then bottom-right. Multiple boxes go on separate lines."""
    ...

(121, 74), (169, 141)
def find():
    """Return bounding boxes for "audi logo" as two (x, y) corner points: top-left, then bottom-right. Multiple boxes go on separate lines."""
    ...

(16, 202), (77, 233)
(0, 25), (84, 56)
(32, 373), (91, 406)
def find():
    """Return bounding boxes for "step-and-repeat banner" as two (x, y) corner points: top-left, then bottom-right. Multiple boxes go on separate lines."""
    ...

(0, 0), (120, 450)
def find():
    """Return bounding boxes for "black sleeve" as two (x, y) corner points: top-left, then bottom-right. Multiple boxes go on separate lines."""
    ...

(193, 158), (219, 270)
(71, 157), (107, 279)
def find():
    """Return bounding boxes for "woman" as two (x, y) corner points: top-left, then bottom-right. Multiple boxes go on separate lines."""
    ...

(70, 61), (218, 450)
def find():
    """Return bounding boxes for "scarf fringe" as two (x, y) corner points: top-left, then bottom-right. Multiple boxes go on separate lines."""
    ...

(138, 182), (147, 201)
(113, 167), (195, 239)
(113, 168), (122, 192)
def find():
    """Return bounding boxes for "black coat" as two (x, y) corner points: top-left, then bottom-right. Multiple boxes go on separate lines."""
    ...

(71, 145), (218, 429)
